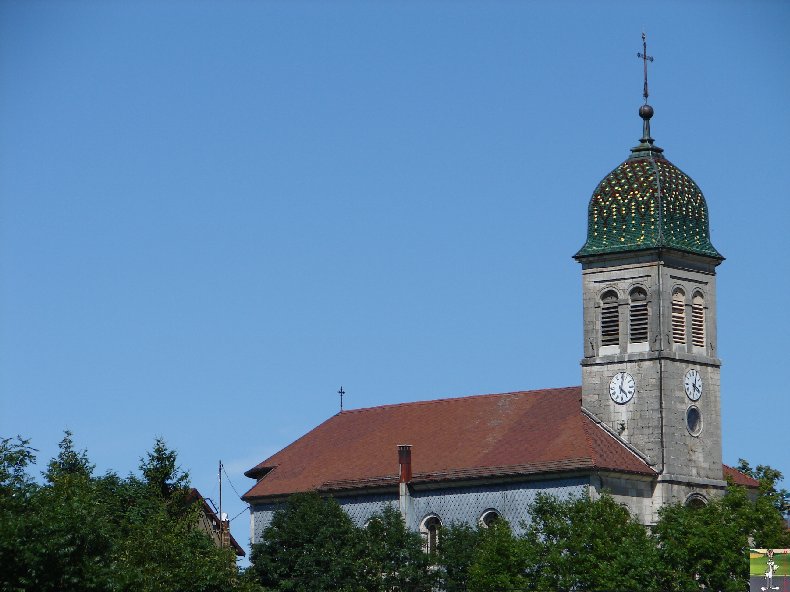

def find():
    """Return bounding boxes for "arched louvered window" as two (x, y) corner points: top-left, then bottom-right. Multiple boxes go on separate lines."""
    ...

(629, 288), (648, 345)
(692, 292), (705, 349)
(672, 288), (687, 345)
(600, 290), (620, 349)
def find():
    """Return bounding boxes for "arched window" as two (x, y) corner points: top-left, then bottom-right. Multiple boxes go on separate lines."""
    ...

(629, 287), (648, 346)
(671, 288), (686, 345)
(420, 515), (442, 555)
(600, 290), (620, 350)
(479, 509), (500, 528)
(685, 493), (707, 509)
(691, 292), (705, 349)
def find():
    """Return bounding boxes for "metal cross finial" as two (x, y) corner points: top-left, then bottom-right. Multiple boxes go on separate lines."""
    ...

(338, 386), (345, 411)
(637, 32), (654, 103)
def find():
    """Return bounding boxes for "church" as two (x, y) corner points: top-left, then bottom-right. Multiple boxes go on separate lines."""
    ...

(242, 59), (757, 550)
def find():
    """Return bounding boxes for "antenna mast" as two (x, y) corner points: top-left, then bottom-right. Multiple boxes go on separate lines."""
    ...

(218, 460), (223, 548)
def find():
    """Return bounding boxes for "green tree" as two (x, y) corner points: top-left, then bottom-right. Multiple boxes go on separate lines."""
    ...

(249, 492), (365, 592)
(110, 438), (249, 592)
(0, 435), (37, 495)
(653, 487), (751, 592)
(5, 431), (115, 592)
(44, 430), (94, 483)
(521, 492), (658, 592)
(0, 432), (260, 592)
(140, 436), (190, 500)
(735, 459), (790, 548)
(0, 436), (40, 592)
(467, 519), (528, 592)
(437, 522), (481, 592)
(111, 496), (239, 592)
(737, 459), (790, 516)
(362, 505), (435, 592)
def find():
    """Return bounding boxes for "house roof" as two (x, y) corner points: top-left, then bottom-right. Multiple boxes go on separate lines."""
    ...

(187, 488), (246, 557)
(242, 386), (657, 502)
(722, 465), (760, 488)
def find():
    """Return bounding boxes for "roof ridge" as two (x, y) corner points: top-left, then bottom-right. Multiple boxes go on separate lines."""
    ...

(337, 386), (582, 415)
(651, 155), (664, 246)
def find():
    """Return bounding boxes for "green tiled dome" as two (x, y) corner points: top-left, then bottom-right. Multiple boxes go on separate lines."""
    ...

(575, 114), (722, 260)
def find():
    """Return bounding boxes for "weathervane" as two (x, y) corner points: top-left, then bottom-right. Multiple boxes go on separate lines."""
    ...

(338, 385), (345, 411)
(637, 32), (654, 103)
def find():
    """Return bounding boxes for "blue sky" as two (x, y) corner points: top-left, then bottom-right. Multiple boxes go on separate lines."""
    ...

(2, 1), (789, 559)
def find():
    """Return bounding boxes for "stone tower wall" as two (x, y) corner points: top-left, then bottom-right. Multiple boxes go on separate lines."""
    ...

(579, 250), (724, 506)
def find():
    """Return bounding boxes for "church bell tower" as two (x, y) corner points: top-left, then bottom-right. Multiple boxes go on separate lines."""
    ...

(574, 38), (726, 511)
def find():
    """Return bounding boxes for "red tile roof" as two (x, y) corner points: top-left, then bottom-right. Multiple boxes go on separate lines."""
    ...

(722, 464), (760, 488)
(242, 387), (656, 502)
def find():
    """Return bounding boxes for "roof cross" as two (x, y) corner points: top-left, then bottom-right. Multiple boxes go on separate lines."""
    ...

(338, 385), (345, 411)
(637, 32), (654, 103)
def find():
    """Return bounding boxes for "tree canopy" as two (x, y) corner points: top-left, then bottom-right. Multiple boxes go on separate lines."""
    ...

(520, 493), (659, 591)
(361, 505), (436, 592)
(249, 492), (366, 592)
(652, 487), (751, 592)
(0, 433), (261, 592)
(735, 458), (790, 548)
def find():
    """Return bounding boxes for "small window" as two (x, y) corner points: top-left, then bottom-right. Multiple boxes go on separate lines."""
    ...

(672, 289), (686, 345)
(629, 288), (648, 344)
(479, 509), (500, 528)
(420, 515), (441, 555)
(600, 290), (620, 348)
(691, 292), (705, 349)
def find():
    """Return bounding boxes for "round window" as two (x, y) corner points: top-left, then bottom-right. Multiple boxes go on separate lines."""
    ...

(686, 406), (703, 436)
(479, 510), (500, 528)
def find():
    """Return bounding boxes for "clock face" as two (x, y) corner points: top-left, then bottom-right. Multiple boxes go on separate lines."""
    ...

(609, 371), (636, 404)
(684, 369), (703, 401)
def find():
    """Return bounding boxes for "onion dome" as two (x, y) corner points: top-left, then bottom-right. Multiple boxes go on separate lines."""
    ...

(575, 104), (722, 260)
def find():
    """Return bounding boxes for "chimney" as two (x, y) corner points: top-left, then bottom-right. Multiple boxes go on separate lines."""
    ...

(397, 445), (413, 526)
(398, 444), (412, 483)
(219, 514), (230, 549)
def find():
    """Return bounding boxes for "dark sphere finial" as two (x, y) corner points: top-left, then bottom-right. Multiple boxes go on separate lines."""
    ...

(639, 103), (654, 120)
